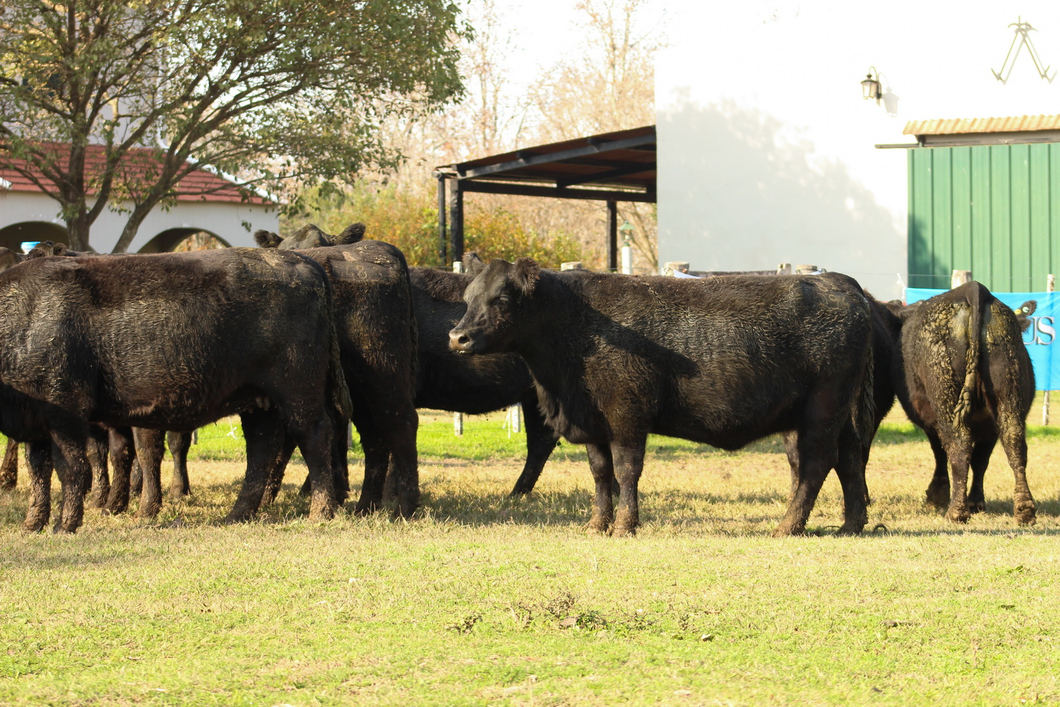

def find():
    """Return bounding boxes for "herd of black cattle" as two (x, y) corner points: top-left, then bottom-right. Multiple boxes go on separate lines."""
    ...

(0, 225), (1039, 536)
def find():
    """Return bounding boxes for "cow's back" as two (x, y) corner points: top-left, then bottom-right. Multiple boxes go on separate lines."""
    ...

(0, 248), (336, 428)
(525, 270), (873, 447)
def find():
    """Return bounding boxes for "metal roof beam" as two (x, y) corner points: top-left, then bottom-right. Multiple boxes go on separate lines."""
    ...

(554, 162), (657, 189)
(455, 132), (656, 180)
(459, 179), (655, 203)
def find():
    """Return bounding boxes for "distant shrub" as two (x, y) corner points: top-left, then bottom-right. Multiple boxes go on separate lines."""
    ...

(284, 184), (585, 268)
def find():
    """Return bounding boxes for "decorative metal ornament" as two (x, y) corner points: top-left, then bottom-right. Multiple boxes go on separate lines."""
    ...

(993, 17), (1054, 84)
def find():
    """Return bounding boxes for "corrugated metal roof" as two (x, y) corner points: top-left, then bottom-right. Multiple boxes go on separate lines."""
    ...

(0, 143), (272, 204)
(437, 125), (656, 195)
(904, 114), (1060, 136)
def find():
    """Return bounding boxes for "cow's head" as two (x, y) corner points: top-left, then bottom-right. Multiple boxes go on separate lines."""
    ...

(449, 257), (540, 355)
(1015, 300), (1037, 332)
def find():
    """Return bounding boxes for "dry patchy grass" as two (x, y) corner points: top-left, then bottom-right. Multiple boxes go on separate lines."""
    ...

(1, 414), (1060, 706)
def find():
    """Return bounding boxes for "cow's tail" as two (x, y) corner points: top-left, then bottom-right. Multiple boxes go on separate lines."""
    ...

(324, 278), (354, 424)
(298, 253), (353, 423)
(853, 304), (876, 448)
(954, 283), (985, 427)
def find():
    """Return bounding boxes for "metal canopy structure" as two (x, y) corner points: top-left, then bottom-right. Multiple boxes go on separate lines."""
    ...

(434, 124), (656, 268)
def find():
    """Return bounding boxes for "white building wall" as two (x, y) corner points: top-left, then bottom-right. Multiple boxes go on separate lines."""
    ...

(656, 0), (1060, 299)
(0, 190), (275, 251)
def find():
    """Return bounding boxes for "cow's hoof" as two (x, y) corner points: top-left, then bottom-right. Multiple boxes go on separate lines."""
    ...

(835, 523), (865, 537)
(611, 525), (637, 538)
(22, 518), (47, 533)
(967, 499), (986, 514)
(222, 511), (253, 525)
(137, 503), (161, 519)
(308, 497), (337, 521)
(771, 520), (806, 537)
(586, 515), (611, 534)
(924, 485), (950, 510)
(945, 506), (970, 523)
(1015, 501), (1037, 526)
(352, 500), (378, 516)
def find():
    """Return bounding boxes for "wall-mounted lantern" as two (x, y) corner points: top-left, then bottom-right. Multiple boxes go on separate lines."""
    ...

(861, 67), (882, 105)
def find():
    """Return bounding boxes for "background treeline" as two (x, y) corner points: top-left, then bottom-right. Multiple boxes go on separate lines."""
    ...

(282, 0), (660, 270)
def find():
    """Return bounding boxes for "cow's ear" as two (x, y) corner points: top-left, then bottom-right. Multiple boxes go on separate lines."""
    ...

(0, 247), (19, 272)
(512, 257), (540, 297)
(334, 223), (365, 245)
(463, 252), (486, 276)
(254, 230), (282, 248)
(1017, 300), (1037, 317)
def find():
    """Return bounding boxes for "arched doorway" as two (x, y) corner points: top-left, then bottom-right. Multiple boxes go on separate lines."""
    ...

(138, 228), (230, 253)
(0, 221), (69, 253)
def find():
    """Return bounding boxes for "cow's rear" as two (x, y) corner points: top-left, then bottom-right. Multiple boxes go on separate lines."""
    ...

(0, 248), (350, 532)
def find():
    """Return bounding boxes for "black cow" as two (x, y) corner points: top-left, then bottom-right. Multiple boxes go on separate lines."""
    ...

(887, 282), (1037, 525)
(0, 248), (351, 532)
(0, 245), (112, 507)
(255, 229), (559, 503)
(248, 232), (420, 519)
(0, 244), (193, 514)
(450, 259), (876, 536)
(407, 266), (560, 495)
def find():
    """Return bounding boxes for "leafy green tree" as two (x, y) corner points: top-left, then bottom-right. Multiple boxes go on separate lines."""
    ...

(0, 0), (468, 251)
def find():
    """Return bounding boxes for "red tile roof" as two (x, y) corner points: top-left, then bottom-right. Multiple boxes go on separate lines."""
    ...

(904, 114), (1060, 136)
(0, 143), (272, 204)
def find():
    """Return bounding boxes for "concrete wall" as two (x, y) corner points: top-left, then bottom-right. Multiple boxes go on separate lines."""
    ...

(0, 190), (276, 252)
(656, 0), (1060, 299)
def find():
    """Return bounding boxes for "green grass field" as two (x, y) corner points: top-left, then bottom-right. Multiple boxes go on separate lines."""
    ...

(2, 406), (1060, 706)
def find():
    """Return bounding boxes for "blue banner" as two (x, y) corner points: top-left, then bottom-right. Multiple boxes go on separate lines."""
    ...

(905, 288), (1059, 391)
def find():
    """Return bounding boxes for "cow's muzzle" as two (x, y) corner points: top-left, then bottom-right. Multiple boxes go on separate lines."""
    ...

(448, 329), (475, 354)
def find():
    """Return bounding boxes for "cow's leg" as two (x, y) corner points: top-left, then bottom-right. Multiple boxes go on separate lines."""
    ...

(227, 408), (286, 523)
(22, 440), (53, 532)
(509, 394), (561, 496)
(49, 427), (91, 533)
(0, 437), (19, 490)
(351, 415), (391, 516)
(166, 431), (192, 500)
(87, 425), (110, 509)
(129, 457), (143, 497)
(260, 433), (297, 507)
(937, 424), (973, 524)
(966, 433), (997, 514)
(584, 443), (615, 533)
(774, 409), (838, 536)
(832, 423), (869, 535)
(291, 416), (338, 521)
(378, 409), (419, 520)
(133, 428), (165, 519)
(782, 431), (799, 501)
(996, 405), (1036, 526)
(105, 426), (134, 515)
(611, 440), (646, 537)
(923, 431), (950, 510)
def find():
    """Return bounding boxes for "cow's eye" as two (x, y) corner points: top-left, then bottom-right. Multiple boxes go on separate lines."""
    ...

(497, 294), (511, 305)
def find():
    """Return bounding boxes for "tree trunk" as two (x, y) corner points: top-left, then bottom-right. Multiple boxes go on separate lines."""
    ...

(111, 205), (153, 254)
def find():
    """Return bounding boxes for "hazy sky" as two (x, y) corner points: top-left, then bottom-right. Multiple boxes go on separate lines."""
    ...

(491, 0), (669, 95)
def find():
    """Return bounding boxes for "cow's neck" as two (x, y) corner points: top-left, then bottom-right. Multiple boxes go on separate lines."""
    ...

(510, 272), (601, 443)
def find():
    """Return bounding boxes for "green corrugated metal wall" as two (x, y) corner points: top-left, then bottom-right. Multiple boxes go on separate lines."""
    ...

(908, 143), (1060, 292)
